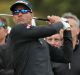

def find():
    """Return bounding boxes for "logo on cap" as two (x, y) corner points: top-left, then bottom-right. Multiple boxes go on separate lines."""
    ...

(17, 0), (28, 2)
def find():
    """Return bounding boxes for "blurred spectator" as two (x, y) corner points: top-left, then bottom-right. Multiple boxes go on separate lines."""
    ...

(62, 12), (79, 49)
(61, 12), (80, 75)
(0, 17), (14, 75)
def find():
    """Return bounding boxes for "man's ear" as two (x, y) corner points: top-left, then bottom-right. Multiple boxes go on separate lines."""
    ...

(77, 28), (79, 35)
(31, 12), (34, 18)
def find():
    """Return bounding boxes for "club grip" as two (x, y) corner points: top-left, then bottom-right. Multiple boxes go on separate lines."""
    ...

(36, 18), (49, 21)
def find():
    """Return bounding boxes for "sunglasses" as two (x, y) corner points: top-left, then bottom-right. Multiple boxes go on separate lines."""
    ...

(0, 22), (5, 27)
(12, 9), (32, 15)
(0, 22), (7, 28)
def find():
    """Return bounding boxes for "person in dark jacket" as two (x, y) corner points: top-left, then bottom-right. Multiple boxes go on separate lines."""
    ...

(0, 17), (14, 75)
(62, 12), (80, 75)
(9, 0), (73, 75)
(49, 12), (80, 75)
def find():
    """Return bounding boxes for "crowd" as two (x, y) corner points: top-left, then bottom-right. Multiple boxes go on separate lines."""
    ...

(0, 0), (80, 75)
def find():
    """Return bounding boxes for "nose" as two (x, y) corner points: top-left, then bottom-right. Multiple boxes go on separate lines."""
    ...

(18, 12), (23, 16)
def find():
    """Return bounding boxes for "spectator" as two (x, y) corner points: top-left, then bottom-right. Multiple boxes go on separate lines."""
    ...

(61, 12), (80, 75)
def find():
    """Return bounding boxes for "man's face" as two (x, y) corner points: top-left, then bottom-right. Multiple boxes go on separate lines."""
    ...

(46, 34), (63, 48)
(12, 5), (33, 25)
(67, 18), (79, 38)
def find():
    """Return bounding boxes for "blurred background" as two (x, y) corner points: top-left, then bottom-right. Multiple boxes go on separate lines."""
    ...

(0, 0), (80, 26)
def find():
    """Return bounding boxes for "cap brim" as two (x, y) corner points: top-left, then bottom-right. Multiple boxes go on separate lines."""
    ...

(10, 2), (31, 11)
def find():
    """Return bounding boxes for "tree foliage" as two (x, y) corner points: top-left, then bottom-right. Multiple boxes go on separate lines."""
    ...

(31, 0), (80, 19)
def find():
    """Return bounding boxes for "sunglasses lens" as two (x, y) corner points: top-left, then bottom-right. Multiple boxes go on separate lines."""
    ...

(21, 9), (27, 13)
(12, 9), (31, 15)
